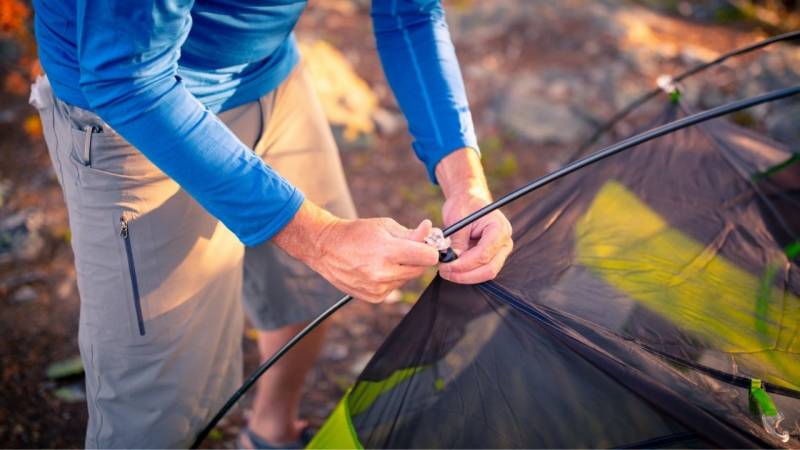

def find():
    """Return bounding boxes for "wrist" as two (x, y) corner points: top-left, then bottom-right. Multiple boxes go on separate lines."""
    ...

(435, 147), (492, 202)
(272, 199), (341, 264)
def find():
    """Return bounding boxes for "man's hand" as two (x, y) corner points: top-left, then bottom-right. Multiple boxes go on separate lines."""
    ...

(435, 148), (513, 284)
(273, 200), (440, 303)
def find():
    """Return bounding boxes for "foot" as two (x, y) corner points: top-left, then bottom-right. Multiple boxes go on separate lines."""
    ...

(239, 420), (311, 449)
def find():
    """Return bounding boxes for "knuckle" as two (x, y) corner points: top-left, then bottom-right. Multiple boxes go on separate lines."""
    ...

(373, 270), (391, 283)
(442, 271), (459, 283)
(369, 284), (385, 296)
(478, 252), (493, 266)
(364, 293), (382, 303)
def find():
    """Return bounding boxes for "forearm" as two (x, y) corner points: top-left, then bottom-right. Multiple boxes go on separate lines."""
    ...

(372, 0), (479, 183)
(435, 148), (492, 201)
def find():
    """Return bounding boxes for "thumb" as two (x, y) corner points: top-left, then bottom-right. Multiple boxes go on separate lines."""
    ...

(408, 219), (433, 242)
(449, 228), (470, 254)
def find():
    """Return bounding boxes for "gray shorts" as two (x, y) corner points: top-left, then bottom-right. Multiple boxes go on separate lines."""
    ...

(30, 63), (356, 448)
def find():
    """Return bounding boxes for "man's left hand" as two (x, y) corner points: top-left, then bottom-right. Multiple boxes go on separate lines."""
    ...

(434, 148), (513, 284)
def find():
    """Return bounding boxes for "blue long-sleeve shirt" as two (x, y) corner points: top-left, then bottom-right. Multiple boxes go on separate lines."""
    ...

(33, 0), (478, 246)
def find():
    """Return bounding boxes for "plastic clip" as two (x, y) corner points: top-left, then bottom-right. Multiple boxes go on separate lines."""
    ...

(656, 74), (681, 103)
(749, 378), (790, 442)
(424, 228), (457, 263)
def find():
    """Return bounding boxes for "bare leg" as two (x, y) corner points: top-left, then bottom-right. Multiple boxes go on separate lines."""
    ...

(244, 321), (329, 446)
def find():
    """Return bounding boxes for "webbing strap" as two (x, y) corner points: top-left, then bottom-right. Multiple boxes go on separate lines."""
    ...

(750, 379), (779, 417)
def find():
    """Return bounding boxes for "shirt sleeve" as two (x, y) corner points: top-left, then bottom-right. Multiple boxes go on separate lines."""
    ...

(75, 0), (304, 246)
(371, 0), (479, 184)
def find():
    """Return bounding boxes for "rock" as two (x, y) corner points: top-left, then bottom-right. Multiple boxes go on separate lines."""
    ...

(52, 383), (86, 403)
(299, 39), (378, 142)
(324, 342), (348, 361)
(348, 320), (370, 337)
(765, 102), (800, 146)
(0, 109), (16, 124)
(0, 179), (10, 208)
(46, 355), (84, 380)
(0, 209), (45, 265)
(349, 353), (373, 375)
(10, 285), (37, 303)
(1, 270), (47, 292)
(371, 108), (404, 136)
(383, 289), (402, 304)
(496, 69), (597, 145)
(499, 95), (591, 145)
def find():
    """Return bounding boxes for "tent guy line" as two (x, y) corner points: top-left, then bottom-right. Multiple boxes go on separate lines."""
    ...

(190, 83), (800, 449)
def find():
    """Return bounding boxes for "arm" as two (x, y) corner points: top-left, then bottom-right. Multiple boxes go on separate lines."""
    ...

(372, 0), (512, 283)
(77, 0), (439, 301)
(77, 0), (301, 245)
(371, 0), (478, 182)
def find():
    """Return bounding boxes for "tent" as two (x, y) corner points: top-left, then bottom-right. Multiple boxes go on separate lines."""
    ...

(307, 97), (800, 447)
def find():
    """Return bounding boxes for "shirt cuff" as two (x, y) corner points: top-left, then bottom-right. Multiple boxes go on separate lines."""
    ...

(415, 137), (481, 185)
(240, 188), (306, 247)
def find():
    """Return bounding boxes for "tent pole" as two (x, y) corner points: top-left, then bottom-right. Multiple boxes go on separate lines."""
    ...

(566, 30), (800, 162)
(190, 85), (800, 449)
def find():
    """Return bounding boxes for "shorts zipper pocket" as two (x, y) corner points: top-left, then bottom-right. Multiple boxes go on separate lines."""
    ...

(119, 216), (145, 336)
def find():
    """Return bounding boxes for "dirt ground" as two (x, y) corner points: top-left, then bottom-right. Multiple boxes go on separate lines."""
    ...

(1, 0), (797, 448)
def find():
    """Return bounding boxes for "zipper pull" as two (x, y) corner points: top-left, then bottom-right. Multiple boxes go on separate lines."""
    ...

(119, 217), (128, 239)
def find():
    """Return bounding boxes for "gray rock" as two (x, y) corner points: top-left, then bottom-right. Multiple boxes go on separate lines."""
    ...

(765, 102), (800, 147)
(324, 342), (348, 361)
(350, 353), (373, 375)
(52, 383), (86, 403)
(0, 209), (45, 264)
(11, 285), (37, 303)
(371, 108), (404, 136)
(504, 99), (589, 145)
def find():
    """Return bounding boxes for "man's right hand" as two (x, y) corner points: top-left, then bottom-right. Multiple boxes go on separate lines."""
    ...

(273, 199), (440, 303)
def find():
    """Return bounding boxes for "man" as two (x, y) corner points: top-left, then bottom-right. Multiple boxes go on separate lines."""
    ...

(30, 0), (512, 448)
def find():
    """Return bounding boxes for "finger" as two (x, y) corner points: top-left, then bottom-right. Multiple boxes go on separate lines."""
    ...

(356, 294), (384, 304)
(380, 218), (411, 237)
(441, 219), (508, 273)
(386, 239), (440, 266)
(439, 247), (509, 284)
(448, 227), (471, 254)
(379, 263), (430, 283)
(407, 219), (432, 242)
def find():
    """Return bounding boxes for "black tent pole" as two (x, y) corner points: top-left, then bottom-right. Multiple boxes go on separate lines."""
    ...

(190, 84), (800, 449)
(444, 85), (800, 236)
(566, 30), (800, 162)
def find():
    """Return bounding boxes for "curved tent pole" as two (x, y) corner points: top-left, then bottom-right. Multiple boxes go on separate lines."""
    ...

(565, 30), (800, 162)
(190, 85), (800, 449)
(444, 85), (800, 236)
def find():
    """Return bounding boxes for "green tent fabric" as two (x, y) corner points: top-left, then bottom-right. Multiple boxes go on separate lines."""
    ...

(309, 99), (800, 448)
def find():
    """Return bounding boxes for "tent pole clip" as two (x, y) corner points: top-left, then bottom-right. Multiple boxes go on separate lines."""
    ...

(656, 74), (681, 103)
(425, 228), (458, 263)
(749, 378), (790, 442)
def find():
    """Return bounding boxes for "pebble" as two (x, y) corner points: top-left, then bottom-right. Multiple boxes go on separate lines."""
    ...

(11, 285), (37, 303)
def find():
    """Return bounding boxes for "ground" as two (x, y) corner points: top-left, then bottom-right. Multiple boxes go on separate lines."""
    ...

(0, 0), (798, 448)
